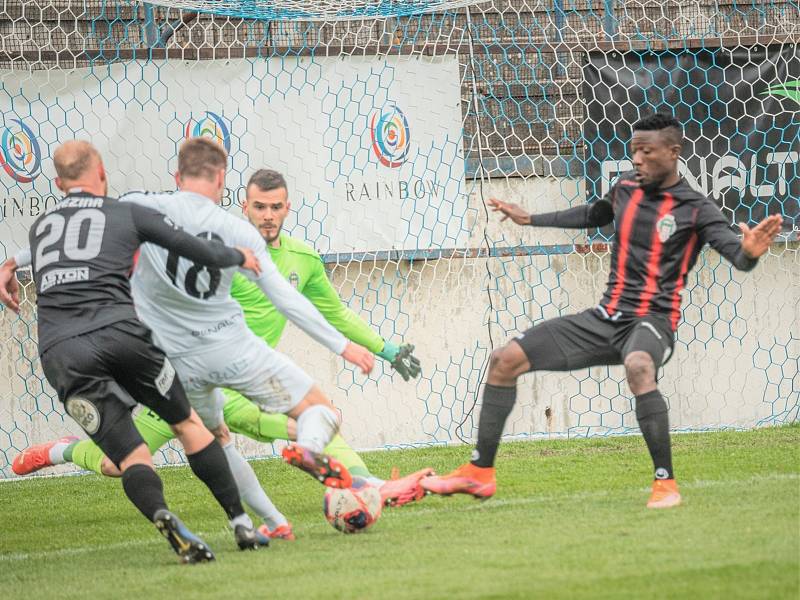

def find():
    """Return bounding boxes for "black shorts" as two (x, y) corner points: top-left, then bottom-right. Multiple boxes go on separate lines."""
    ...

(40, 319), (191, 467)
(514, 308), (675, 373)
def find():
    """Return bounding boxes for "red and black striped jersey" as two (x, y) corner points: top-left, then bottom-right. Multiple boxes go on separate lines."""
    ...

(530, 171), (758, 330)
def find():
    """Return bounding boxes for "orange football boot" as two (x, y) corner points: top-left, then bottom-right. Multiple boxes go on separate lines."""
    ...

(257, 523), (296, 541)
(420, 463), (496, 499)
(647, 479), (682, 509)
(281, 443), (353, 488)
(12, 436), (79, 476)
(380, 467), (435, 507)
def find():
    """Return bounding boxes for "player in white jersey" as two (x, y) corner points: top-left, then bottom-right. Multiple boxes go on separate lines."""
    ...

(121, 138), (374, 507)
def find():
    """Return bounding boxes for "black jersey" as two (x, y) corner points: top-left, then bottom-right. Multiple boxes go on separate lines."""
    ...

(28, 191), (245, 353)
(531, 172), (758, 330)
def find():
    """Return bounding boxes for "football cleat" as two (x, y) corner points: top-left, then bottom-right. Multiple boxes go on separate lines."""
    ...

(11, 435), (79, 476)
(380, 467), (435, 507)
(257, 523), (296, 541)
(234, 524), (270, 550)
(647, 479), (682, 509)
(420, 463), (496, 499)
(153, 509), (215, 564)
(281, 443), (353, 489)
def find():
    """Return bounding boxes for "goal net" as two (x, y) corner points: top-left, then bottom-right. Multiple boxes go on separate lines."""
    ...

(1, 1), (797, 477)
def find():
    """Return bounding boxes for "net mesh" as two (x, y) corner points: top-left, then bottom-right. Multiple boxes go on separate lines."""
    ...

(1, 1), (798, 477)
(140, 0), (485, 20)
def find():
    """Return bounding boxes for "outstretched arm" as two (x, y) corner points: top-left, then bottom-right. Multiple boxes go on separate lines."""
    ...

(304, 258), (421, 380)
(248, 251), (374, 375)
(488, 197), (614, 229)
(303, 257), (383, 353)
(696, 200), (783, 270)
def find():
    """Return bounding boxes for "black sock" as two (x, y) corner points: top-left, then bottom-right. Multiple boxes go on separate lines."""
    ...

(635, 390), (674, 480)
(186, 440), (245, 521)
(121, 464), (168, 522)
(471, 384), (517, 468)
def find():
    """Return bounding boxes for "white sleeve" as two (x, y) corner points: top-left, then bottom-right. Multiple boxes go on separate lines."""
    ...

(14, 247), (31, 268)
(237, 224), (347, 355)
(119, 190), (161, 209)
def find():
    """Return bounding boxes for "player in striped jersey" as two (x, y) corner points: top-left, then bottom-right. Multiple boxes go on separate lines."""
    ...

(422, 112), (783, 508)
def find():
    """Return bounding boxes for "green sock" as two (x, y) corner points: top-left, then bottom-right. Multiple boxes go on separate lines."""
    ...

(324, 434), (372, 479)
(256, 412), (289, 443)
(62, 440), (78, 463)
(223, 392), (288, 443)
(71, 440), (106, 475)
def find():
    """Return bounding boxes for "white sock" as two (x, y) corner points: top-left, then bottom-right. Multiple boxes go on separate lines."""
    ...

(230, 513), (253, 530)
(223, 443), (288, 530)
(366, 476), (385, 487)
(296, 405), (339, 454)
(48, 441), (71, 465)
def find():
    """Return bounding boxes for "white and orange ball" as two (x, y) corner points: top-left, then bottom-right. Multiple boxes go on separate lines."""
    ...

(323, 477), (382, 534)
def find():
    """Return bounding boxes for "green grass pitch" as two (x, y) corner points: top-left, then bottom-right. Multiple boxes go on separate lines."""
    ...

(1, 426), (798, 599)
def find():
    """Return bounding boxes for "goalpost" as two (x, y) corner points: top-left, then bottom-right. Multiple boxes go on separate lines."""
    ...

(0, 1), (797, 477)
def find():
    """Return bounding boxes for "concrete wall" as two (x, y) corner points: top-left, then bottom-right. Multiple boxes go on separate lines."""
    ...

(2, 176), (797, 476)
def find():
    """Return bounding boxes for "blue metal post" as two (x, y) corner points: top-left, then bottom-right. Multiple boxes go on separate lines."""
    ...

(603, 0), (618, 40)
(553, 0), (567, 78)
(143, 3), (159, 47)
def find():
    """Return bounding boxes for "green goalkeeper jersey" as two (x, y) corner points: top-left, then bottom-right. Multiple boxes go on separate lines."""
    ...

(229, 232), (384, 353)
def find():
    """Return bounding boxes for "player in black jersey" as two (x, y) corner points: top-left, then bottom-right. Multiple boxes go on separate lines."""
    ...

(422, 113), (783, 508)
(0, 141), (269, 562)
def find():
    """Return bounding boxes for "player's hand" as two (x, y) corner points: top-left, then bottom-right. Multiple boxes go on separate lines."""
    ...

(739, 214), (783, 259)
(0, 260), (20, 314)
(236, 246), (262, 277)
(341, 342), (374, 375)
(487, 198), (531, 225)
(378, 341), (422, 381)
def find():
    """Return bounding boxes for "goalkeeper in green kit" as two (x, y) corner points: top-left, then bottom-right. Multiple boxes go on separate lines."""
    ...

(13, 169), (431, 537)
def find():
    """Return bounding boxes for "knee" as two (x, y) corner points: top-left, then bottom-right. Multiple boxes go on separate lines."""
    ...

(118, 444), (153, 472)
(290, 386), (335, 419)
(172, 409), (202, 430)
(100, 456), (123, 477)
(210, 424), (231, 445)
(488, 344), (527, 381)
(624, 351), (656, 393)
(303, 385), (333, 409)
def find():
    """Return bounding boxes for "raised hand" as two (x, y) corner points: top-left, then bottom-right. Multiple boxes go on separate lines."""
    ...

(235, 246), (262, 277)
(379, 342), (422, 381)
(341, 342), (375, 375)
(0, 260), (20, 313)
(739, 214), (783, 259)
(487, 198), (531, 225)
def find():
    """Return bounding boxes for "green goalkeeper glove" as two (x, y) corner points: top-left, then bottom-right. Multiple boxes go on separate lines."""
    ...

(378, 341), (421, 381)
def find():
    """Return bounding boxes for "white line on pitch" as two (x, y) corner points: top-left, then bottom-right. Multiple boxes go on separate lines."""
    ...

(0, 472), (796, 563)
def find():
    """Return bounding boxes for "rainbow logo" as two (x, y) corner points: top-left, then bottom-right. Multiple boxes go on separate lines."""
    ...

(184, 111), (231, 153)
(0, 119), (42, 183)
(370, 105), (411, 168)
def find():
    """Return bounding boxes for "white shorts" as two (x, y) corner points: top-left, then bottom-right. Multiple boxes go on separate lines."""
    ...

(170, 333), (314, 430)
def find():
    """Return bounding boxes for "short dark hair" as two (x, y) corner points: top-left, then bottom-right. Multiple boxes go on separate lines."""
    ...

(632, 112), (683, 146)
(178, 137), (227, 180)
(247, 169), (287, 193)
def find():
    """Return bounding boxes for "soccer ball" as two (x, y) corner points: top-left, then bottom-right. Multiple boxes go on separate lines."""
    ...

(323, 477), (382, 534)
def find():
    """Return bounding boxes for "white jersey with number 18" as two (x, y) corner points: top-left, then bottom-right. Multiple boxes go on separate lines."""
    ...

(121, 190), (347, 358)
